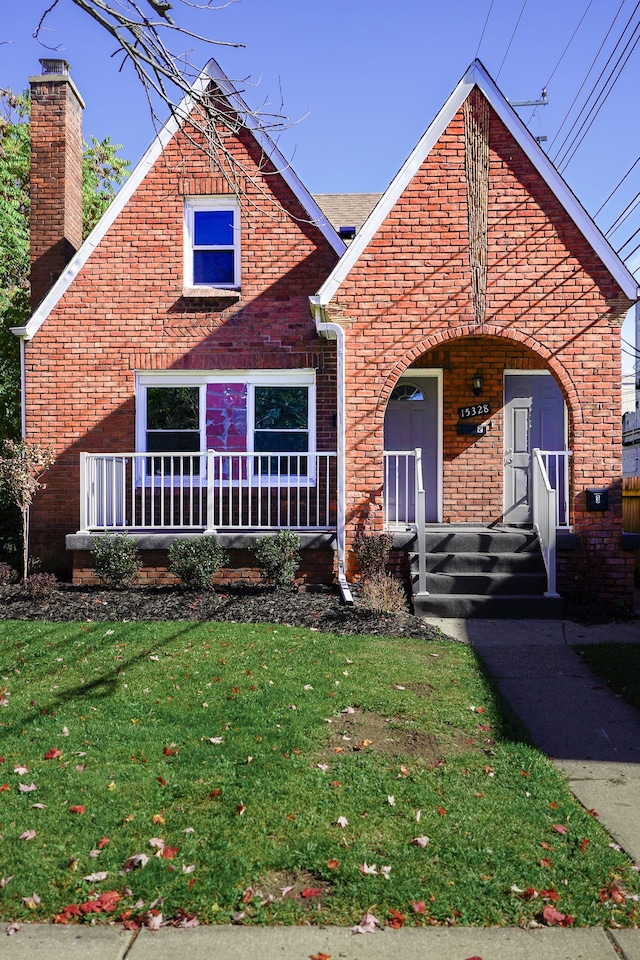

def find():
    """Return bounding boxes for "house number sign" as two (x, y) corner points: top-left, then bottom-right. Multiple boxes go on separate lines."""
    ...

(458, 402), (491, 419)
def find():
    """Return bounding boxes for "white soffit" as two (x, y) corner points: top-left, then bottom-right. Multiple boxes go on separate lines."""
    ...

(17, 59), (345, 341)
(315, 60), (639, 307)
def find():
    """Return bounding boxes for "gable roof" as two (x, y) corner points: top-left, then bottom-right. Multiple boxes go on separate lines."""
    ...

(16, 59), (346, 341)
(314, 60), (639, 307)
(313, 194), (383, 233)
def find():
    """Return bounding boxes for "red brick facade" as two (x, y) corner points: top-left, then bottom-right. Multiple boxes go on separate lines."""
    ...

(22, 66), (636, 602)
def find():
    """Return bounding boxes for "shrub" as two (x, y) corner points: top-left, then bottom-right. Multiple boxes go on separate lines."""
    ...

(24, 572), (57, 599)
(92, 534), (141, 588)
(0, 562), (18, 585)
(253, 530), (301, 587)
(167, 537), (228, 590)
(360, 572), (408, 614)
(353, 531), (394, 579)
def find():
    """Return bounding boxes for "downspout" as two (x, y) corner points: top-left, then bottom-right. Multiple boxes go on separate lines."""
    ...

(309, 296), (353, 605)
(19, 335), (26, 438)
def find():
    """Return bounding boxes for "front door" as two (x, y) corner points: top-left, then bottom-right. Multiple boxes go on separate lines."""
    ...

(504, 373), (565, 523)
(384, 376), (439, 523)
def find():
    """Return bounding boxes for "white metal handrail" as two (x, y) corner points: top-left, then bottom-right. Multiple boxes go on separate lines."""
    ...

(414, 447), (427, 595)
(80, 451), (336, 532)
(383, 450), (417, 527)
(537, 450), (572, 528)
(532, 447), (559, 598)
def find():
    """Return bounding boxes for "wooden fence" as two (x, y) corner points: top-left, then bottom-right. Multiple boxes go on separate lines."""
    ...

(622, 477), (640, 578)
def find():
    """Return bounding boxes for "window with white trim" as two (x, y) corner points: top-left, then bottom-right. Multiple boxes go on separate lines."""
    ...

(137, 373), (315, 481)
(184, 199), (240, 289)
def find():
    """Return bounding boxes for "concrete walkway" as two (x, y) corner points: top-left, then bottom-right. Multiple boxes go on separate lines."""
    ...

(3, 612), (640, 958)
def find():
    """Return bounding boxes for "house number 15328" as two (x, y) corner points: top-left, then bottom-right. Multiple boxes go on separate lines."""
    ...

(458, 402), (491, 419)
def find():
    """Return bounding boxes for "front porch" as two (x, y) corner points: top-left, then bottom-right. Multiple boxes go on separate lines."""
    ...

(70, 448), (573, 613)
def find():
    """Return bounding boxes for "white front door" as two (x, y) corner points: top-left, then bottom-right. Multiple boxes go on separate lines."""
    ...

(384, 376), (440, 523)
(504, 373), (565, 522)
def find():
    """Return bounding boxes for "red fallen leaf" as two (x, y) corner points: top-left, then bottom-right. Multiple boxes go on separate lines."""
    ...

(542, 904), (566, 926)
(44, 748), (62, 760)
(476, 724), (492, 731)
(581, 838), (589, 854)
(209, 789), (221, 798)
(587, 808), (599, 817)
(412, 901), (426, 914)
(437, 806), (447, 816)
(0, 783), (9, 791)
(188, 878), (196, 890)
(310, 953), (332, 960)
(237, 803), (246, 816)
(53, 914), (69, 924)
(300, 887), (323, 898)
(242, 887), (253, 903)
(69, 805), (85, 815)
(552, 824), (568, 834)
(599, 888), (609, 903)
(327, 859), (339, 870)
(163, 747), (178, 756)
(541, 842), (554, 851)
(97, 838), (110, 849)
(611, 887), (626, 904)
(161, 846), (178, 860)
(539, 858), (553, 869)
(548, 802), (558, 809)
(520, 770), (530, 777)
(0, 757), (4, 762)
(330, 781), (341, 788)
(387, 909), (405, 928)
(157, 777), (168, 786)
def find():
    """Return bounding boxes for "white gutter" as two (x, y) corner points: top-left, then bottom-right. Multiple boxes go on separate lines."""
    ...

(309, 296), (352, 605)
(19, 336), (26, 438)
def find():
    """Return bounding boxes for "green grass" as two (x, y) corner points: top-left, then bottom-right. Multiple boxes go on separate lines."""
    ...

(0, 620), (639, 928)
(577, 643), (640, 712)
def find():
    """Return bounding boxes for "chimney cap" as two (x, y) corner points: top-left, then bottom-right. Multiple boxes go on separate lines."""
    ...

(39, 58), (71, 75)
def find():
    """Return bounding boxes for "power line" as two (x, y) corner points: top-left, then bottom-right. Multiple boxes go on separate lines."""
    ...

(558, 29), (640, 172)
(496, 0), (528, 80)
(596, 156), (640, 218)
(547, 0), (628, 154)
(475, 0), (495, 60)
(605, 188), (640, 237)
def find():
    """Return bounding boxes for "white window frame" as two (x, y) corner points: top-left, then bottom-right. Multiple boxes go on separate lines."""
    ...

(183, 197), (241, 290)
(136, 371), (316, 485)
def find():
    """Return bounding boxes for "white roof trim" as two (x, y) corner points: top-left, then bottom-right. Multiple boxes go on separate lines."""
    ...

(315, 60), (639, 306)
(17, 59), (344, 341)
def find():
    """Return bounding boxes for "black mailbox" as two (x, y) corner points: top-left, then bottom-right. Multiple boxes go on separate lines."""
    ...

(586, 487), (608, 511)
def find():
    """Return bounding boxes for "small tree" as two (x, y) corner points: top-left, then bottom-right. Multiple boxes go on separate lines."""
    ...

(0, 440), (54, 581)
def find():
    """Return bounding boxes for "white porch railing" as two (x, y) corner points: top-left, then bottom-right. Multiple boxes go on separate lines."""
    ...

(532, 447), (560, 597)
(383, 450), (418, 527)
(80, 451), (337, 532)
(537, 450), (572, 528)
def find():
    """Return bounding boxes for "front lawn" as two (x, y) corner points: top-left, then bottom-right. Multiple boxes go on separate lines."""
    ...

(0, 620), (638, 928)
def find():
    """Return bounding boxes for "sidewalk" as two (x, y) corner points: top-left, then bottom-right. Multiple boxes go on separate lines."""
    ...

(3, 609), (640, 958)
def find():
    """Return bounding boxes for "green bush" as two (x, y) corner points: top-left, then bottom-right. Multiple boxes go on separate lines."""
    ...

(353, 531), (394, 579)
(92, 534), (141, 588)
(167, 537), (228, 590)
(253, 530), (301, 587)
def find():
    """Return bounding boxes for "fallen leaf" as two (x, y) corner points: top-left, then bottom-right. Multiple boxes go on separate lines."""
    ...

(145, 911), (163, 930)
(13, 765), (28, 775)
(351, 912), (380, 934)
(327, 859), (339, 870)
(581, 838), (589, 854)
(152, 813), (166, 824)
(18, 783), (37, 793)
(387, 795), (395, 806)
(6, 922), (20, 935)
(412, 901), (426, 914)
(552, 824), (567, 835)
(122, 853), (149, 872)
(437, 806), (447, 816)
(83, 871), (108, 883)
(149, 837), (166, 849)
(359, 862), (377, 876)
(161, 846), (178, 860)
(237, 803), (246, 816)
(98, 838), (110, 849)
(22, 893), (41, 910)
(300, 887), (323, 898)
(18, 830), (36, 840)
(69, 805), (85, 815)
(44, 748), (62, 760)
(182, 864), (196, 874)
(31, 803), (46, 809)
(387, 908), (405, 928)
(541, 842), (554, 851)
(336, 816), (349, 828)
(310, 953), (331, 960)
(411, 836), (430, 848)
(0, 877), (15, 888)
(539, 858), (553, 869)
(0, 784), (9, 792)
(380, 865), (392, 880)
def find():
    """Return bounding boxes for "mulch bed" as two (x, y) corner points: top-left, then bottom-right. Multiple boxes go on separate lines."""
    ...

(0, 582), (448, 640)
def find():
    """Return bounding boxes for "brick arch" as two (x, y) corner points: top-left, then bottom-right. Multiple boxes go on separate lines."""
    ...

(374, 324), (582, 427)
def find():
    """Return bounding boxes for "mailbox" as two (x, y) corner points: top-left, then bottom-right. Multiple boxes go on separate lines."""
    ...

(586, 487), (608, 511)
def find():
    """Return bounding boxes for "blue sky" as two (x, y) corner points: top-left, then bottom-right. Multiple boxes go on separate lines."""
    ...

(2, 0), (639, 373)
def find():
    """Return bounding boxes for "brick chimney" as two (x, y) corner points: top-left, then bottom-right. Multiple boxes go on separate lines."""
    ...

(29, 59), (85, 310)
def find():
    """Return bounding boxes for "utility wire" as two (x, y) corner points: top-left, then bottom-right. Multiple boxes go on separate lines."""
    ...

(496, 0), (528, 80)
(475, 0), (494, 59)
(605, 189), (640, 238)
(556, 19), (640, 172)
(596, 156), (640, 218)
(548, 0), (628, 153)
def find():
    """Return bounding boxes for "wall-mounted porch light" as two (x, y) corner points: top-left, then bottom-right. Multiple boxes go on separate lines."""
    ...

(472, 371), (484, 397)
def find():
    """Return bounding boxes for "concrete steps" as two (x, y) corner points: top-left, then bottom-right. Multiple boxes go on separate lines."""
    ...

(411, 525), (563, 619)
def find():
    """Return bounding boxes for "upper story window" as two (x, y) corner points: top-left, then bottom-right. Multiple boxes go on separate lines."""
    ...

(184, 199), (240, 289)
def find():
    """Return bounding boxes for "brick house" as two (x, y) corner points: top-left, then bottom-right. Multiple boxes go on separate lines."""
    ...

(14, 59), (639, 615)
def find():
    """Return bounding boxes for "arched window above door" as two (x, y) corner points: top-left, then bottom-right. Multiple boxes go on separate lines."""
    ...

(390, 383), (425, 401)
